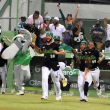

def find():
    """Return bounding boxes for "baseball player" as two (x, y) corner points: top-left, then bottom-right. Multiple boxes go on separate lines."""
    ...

(72, 42), (105, 101)
(71, 41), (87, 101)
(31, 32), (66, 101)
(0, 38), (8, 94)
(54, 35), (72, 87)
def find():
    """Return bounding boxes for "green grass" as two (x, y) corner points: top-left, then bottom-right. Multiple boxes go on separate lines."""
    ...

(0, 93), (110, 110)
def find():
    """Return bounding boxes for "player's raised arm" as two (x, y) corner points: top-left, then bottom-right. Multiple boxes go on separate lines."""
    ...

(104, 18), (107, 28)
(97, 53), (105, 64)
(31, 42), (43, 54)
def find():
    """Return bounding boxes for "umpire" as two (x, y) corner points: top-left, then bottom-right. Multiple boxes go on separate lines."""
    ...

(0, 37), (8, 94)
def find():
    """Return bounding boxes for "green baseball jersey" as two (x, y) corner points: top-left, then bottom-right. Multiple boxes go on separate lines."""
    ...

(13, 49), (32, 65)
(58, 43), (72, 62)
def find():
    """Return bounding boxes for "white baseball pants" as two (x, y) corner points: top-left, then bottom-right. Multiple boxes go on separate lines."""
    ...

(85, 67), (100, 87)
(59, 62), (66, 79)
(42, 66), (61, 97)
(78, 70), (85, 100)
(0, 64), (7, 93)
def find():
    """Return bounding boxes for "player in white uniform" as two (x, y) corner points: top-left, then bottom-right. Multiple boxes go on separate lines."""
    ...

(31, 32), (66, 101)
(71, 41), (88, 101)
(72, 42), (105, 102)
(0, 38), (9, 94)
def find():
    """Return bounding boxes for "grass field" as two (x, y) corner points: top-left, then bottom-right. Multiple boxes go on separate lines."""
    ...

(0, 93), (110, 110)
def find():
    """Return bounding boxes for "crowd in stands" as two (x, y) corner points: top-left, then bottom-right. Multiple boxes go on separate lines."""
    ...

(17, 4), (110, 52)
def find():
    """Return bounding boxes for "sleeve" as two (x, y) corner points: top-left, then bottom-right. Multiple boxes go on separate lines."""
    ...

(102, 29), (105, 36)
(58, 44), (63, 51)
(39, 15), (44, 24)
(96, 50), (101, 57)
(72, 56), (76, 62)
(62, 25), (66, 33)
(107, 24), (110, 30)
(27, 15), (32, 24)
(41, 46), (44, 51)
(90, 28), (93, 34)
(72, 27), (77, 36)
(49, 24), (53, 30)
(18, 22), (22, 32)
(41, 23), (43, 29)
(59, 9), (65, 26)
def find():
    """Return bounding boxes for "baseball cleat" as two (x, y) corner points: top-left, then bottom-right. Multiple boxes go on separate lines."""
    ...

(2, 92), (5, 94)
(62, 78), (67, 87)
(56, 96), (62, 101)
(22, 86), (25, 91)
(83, 96), (88, 102)
(97, 89), (101, 96)
(41, 95), (48, 100)
(80, 100), (85, 102)
(15, 90), (24, 95)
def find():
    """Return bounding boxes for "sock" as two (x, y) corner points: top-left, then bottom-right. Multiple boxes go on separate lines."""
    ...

(84, 81), (89, 96)
(97, 84), (100, 90)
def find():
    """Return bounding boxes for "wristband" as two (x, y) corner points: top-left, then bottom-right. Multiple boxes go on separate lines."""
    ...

(75, 55), (78, 58)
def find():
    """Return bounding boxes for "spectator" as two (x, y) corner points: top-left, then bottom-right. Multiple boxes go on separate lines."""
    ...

(90, 19), (105, 51)
(27, 11), (43, 47)
(57, 4), (80, 44)
(104, 18), (110, 53)
(27, 11), (43, 28)
(47, 17), (66, 42)
(68, 20), (89, 51)
(18, 16), (26, 33)
(40, 16), (52, 47)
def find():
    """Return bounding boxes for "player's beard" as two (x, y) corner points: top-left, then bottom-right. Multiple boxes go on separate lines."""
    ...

(46, 38), (52, 43)
(54, 22), (58, 26)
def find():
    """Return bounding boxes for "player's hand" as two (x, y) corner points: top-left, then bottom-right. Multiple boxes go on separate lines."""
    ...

(57, 3), (60, 9)
(43, 23), (47, 28)
(107, 61), (110, 66)
(3, 36), (9, 41)
(31, 42), (35, 48)
(77, 4), (80, 8)
(97, 59), (102, 64)
(72, 48), (76, 54)
(45, 11), (48, 15)
(76, 58), (81, 64)
(104, 18), (107, 21)
(53, 50), (58, 54)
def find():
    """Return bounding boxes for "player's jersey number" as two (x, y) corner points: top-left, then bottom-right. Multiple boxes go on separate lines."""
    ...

(50, 54), (55, 58)
(92, 60), (96, 64)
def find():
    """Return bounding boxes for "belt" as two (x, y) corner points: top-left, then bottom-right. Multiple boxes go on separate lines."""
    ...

(90, 67), (98, 71)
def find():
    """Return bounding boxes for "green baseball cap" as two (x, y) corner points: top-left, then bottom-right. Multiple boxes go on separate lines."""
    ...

(54, 35), (60, 41)
(44, 16), (51, 21)
(0, 38), (4, 43)
(46, 32), (53, 37)
(81, 40), (87, 45)
(96, 19), (101, 22)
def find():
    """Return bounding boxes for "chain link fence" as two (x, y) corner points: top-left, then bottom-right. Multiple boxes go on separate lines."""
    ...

(0, 0), (110, 42)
